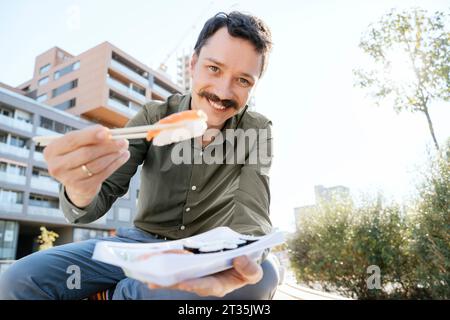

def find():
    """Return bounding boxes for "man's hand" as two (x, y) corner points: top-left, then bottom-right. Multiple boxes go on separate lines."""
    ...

(147, 255), (263, 297)
(43, 125), (130, 208)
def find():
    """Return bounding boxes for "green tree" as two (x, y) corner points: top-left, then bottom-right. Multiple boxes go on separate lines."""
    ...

(409, 139), (450, 298)
(354, 8), (449, 150)
(288, 141), (450, 299)
(288, 196), (413, 299)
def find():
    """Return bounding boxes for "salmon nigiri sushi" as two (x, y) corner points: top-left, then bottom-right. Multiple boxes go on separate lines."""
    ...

(146, 109), (208, 146)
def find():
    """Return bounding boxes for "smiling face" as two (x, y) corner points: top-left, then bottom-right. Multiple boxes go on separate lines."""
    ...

(190, 27), (263, 129)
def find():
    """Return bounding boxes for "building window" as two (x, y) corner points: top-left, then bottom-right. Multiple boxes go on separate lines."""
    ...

(0, 104), (13, 117)
(62, 124), (74, 134)
(39, 116), (75, 134)
(111, 52), (148, 78)
(38, 76), (49, 86)
(54, 61), (80, 80)
(0, 188), (24, 204)
(0, 105), (31, 123)
(6, 163), (27, 176)
(52, 79), (78, 97)
(131, 84), (145, 96)
(14, 109), (32, 123)
(153, 78), (176, 98)
(54, 121), (66, 134)
(29, 194), (58, 208)
(9, 134), (28, 148)
(36, 94), (48, 102)
(39, 63), (51, 74)
(54, 98), (76, 111)
(0, 131), (7, 143)
(0, 220), (19, 260)
(40, 117), (53, 130)
(117, 207), (131, 222)
(32, 168), (51, 178)
(109, 90), (130, 107)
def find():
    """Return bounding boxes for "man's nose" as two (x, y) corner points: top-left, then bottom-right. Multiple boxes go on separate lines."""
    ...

(214, 78), (234, 100)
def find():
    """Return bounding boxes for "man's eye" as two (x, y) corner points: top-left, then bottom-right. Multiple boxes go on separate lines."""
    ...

(238, 78), (250, 86)
(208, 66), (219, 72)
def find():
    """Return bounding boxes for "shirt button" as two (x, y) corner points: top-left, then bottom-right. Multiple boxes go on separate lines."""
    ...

(199, 151), (203, 156)
(185, 207), (191, 212)
(191, 186), (197, 191)
(180, 225), (186, 230)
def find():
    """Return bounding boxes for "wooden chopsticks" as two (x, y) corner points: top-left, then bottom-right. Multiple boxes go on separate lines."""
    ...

(32, 122), (186, 146)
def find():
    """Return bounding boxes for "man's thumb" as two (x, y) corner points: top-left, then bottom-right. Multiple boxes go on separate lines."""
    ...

(234, 256), (263, 284)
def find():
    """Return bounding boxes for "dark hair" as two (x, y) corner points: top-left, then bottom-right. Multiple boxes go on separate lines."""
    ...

(194, 11), (273, 77)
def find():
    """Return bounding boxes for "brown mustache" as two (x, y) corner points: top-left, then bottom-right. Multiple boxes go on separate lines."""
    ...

(198, 90), (238, 110)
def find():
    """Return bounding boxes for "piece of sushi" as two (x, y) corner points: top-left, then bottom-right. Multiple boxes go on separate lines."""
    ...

(146, 110), (208, 146)
(182, 239), (206, 254)
(222, 241), (239, 250)
(236, 238), (258, 248)
(198, 243), (225, 254)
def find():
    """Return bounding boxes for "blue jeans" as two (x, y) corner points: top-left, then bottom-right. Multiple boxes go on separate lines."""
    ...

(0, 227), (278, 300)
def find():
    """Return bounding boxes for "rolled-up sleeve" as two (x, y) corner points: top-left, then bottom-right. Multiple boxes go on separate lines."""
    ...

(231, 122), (273, 236)
(59, 104), (153, 224)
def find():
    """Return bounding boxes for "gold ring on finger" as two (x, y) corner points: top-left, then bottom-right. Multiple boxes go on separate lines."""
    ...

(81, 164), (94, 177)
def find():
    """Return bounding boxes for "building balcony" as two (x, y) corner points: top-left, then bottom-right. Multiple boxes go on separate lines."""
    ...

(0, 142), (30, 158)
(107, 77), (146, 104)
(0, 172), (26, 185)
(30, 177), (60, 193)
(27, 205), (64, 218)
(129, 89), (147, 104)
(36, 127), (61, 137)
(107, 98), (138, 118)
(0, 114), (33, 133)
(107, 77), (130, 95)
(110, 59), (149, 87)
(0, 202), (23, 214)
(152, 83), (172, 99)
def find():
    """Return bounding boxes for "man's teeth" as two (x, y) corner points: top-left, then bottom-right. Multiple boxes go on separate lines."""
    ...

(209, 99), (226, 110)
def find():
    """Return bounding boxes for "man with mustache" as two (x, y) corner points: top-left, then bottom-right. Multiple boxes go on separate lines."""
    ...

(0, 11), (277, 300)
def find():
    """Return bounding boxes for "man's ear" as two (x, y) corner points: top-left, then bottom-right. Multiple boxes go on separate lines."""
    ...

(190, 53), (198, 75)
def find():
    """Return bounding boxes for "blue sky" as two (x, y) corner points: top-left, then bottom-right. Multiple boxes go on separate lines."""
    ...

(1, 0), (449, 232)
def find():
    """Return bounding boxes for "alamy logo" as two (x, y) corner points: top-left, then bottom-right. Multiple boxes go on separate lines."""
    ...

(170, 128), (272, 174)
(66, 265), (81, 290)
(366, 265), (381, 290)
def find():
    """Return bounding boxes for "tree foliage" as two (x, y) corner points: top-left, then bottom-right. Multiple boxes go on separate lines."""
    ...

(409, 138), (449, 298)
(289, 141), (450, 299)
(354, 8), (449, 150)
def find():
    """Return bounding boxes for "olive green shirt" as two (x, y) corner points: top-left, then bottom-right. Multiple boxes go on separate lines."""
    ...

(59, 93), (273, 239)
